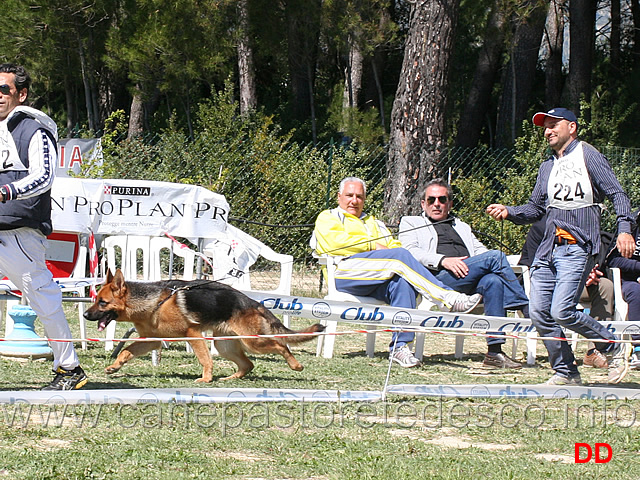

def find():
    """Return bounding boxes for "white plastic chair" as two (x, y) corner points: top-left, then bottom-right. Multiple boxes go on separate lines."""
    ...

(149, 236), (196, 280)
(315, 255), (387, 359)
(101, 235), (152, 350)
(611, 267), (628, 322)
(201, 226), (293, 311)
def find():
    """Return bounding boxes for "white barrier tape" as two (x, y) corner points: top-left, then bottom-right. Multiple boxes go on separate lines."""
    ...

(386, 384), (640, 400)
(0, 388), (382, 405)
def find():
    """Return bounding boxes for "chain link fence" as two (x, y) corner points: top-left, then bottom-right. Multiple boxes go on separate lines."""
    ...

(84, 133), (640, 297)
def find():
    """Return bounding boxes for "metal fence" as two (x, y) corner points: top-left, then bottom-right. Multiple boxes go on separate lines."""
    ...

(90, 134), (640, 296)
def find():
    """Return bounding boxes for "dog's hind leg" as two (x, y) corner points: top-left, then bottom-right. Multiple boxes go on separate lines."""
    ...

(213, 339), (254, 380)
(185, 337), (214, 383)
(105, 340), (162, 374)
(242, 338), (304, 372)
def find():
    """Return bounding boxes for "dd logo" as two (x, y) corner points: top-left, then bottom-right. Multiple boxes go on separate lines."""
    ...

(574, 443), (612, 463)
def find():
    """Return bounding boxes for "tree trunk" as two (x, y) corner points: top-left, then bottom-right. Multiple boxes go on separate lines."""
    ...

(455, 1), (507, 148)
(631, 0), (640, 60)
(567, 0), (597, 115)
(128, 84), (145, 139)
(285, 0), (322, 124)
(385, 0), (460, 223)
(495, 1), (547, 148)
(611, 0), (621, 76)
(543, 0), (566, 108)
(237, 0), (257, 114)
(343, 36), (363, 110)
(341, 36), (364, 132)
(77, 33), (96, 132)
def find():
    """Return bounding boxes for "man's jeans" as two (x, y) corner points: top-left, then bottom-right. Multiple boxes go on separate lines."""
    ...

(530, 243), (616, 377)
(435, 250), (529, 346)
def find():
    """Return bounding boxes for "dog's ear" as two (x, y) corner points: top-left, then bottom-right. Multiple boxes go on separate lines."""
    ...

(112, 269), (127, 297)
(106, 269), (114, 284)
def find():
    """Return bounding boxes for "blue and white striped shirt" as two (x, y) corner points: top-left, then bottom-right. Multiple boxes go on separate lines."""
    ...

(506, 139), (633, 261)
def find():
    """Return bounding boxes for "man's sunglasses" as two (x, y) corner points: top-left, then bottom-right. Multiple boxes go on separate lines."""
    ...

(425, 195), (449, 205)
(0, 84), (11, 95)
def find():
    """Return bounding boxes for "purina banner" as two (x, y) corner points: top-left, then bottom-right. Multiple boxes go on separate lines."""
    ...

(51, 177), (229, 237)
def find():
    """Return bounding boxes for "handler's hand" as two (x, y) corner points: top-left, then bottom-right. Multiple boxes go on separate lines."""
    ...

(486, 204), (508, 221)
(374, 242), (389, 250)
(616, 232), (635, 259)
(585, 264), (603, 287)
(441, 256), (469, 279)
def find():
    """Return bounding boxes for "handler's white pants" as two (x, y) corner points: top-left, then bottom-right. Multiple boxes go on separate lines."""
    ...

(0, 228), (79, 370)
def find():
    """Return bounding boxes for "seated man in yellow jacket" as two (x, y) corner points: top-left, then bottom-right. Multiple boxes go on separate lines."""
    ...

(312, 177), (481, 368)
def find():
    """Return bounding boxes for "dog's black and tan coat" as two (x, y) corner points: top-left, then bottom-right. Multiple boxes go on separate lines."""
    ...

(84, 269), (325, 381)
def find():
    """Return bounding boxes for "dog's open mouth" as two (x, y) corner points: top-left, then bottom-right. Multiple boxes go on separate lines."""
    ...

(91, 311), (118, 332)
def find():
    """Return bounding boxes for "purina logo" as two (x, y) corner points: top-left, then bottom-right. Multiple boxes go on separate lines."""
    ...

(312, 302), (331, 318)
(104, 185), (151, 196)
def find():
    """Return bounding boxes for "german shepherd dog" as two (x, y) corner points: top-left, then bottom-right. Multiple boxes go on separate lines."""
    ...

(84, 269), (325, 381)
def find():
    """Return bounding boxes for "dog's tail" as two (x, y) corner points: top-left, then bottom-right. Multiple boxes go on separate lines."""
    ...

(272, 322), (326, 344)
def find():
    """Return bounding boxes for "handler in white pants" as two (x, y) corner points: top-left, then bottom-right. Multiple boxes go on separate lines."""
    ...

(0, 63), (87, 390)
(0, 228), (79, 370)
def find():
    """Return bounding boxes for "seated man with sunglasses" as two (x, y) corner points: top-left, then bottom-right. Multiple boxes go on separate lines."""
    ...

(399, 178), (529, 369)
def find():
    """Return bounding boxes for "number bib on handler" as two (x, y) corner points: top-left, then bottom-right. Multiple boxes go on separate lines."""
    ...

(547, 142), (594, 210)
(0, 121), (26, 172)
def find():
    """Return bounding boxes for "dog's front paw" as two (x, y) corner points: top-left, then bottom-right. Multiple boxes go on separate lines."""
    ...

(195, 377), (212, 383)
(105, 364), (121, 374)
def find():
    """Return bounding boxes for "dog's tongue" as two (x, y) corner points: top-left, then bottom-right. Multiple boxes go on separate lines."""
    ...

(98, 319), (107, 332)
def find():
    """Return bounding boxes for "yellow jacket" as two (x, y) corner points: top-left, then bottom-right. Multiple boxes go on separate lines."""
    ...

(312, 208), (401, 256)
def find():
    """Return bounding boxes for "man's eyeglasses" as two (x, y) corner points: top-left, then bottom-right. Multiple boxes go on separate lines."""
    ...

(425, 195), (449, 205)
(0, 84), (11, 95)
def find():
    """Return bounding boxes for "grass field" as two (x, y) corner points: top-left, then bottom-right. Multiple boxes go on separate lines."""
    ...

(0, 303), (639, 480)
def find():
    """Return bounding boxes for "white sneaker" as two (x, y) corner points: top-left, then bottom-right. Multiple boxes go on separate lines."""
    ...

(390, 345), (421, 368)
(449, 293), (483, 313)
(607, 341), (631, 384)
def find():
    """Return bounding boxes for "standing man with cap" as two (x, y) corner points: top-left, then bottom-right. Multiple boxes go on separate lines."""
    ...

(486, 107), (635, 385)
(0, 63), (87, 390)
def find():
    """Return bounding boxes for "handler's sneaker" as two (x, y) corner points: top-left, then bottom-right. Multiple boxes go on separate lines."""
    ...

(607, 342), (631, 384)
(42, 366), (88, 391)
(545, 373), (582, 386)
(449, 293), (483, 313)
(390, 345), (421, 368)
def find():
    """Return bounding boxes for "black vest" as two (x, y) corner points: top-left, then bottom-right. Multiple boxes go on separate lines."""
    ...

(0, 111), (54, 235)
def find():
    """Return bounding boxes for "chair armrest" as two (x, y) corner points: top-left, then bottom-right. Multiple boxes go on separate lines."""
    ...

(611, 267), (628, 322)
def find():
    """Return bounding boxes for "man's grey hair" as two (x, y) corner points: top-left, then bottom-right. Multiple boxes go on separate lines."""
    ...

(339, 177), (367, 196)
(422, 178), (453, 201)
